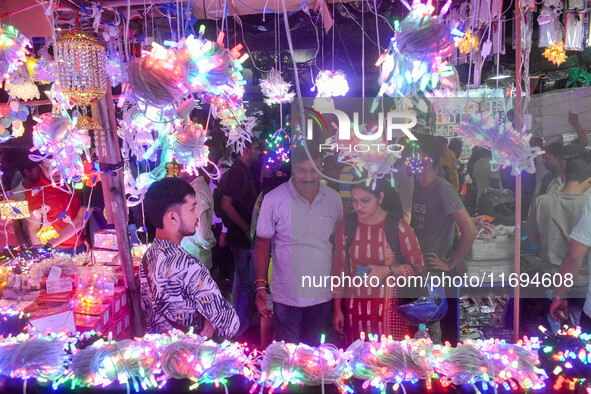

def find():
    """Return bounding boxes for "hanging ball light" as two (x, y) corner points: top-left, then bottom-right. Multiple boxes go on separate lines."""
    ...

(55, 30), (107, 107)
(542, 43), (567, 66)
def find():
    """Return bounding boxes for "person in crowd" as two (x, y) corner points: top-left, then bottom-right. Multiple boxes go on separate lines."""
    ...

(140, 177), (239, 337)
(528, 157), (591, 332)
(539, 142), (564, 195)
(411, 137), (478, 343)
(332, 178), (425, 345)
(181, 169), (216, 270)
(254, 147), (343, 346)
(441, 138), (463, 191)
(11, 157), (42, 246)
(216, 139), (262, 336)
(543, 143), (587, 196)
(472, 149), (502, 206)
(26, 160), (89, 255)
(550, 200), (591, 333)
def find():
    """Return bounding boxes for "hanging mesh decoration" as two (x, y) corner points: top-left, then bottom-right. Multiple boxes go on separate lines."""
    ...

(55, 30), (107, 107)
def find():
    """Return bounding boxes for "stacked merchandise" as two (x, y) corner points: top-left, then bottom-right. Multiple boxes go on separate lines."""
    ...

(0, 231), (144, 339)
(459, 296), (511, 342)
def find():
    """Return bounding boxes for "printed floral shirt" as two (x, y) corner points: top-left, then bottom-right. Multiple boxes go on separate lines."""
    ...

(140, 239), (239, 338)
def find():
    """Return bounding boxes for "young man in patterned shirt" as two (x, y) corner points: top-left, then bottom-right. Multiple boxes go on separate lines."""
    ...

(140, 177), (239, 338)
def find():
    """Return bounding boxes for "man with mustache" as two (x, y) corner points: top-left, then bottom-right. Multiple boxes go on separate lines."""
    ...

(140, 177), (239, 338)
(254, 148), (343, 345)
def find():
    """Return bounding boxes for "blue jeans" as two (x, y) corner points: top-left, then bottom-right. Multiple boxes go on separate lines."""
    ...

(231, 246), (254, 337)
(53, 243), (86, 256)
(273, 301), (332, 346)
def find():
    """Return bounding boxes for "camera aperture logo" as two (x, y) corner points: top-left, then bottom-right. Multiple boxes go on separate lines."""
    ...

(304, 107), (418, 154)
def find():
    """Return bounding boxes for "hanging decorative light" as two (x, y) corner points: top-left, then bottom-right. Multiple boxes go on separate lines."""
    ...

(55, 30), (107, 107)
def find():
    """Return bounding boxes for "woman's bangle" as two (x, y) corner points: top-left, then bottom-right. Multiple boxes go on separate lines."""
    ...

(254, 278), (268, 286)
(255, 286), (269, 293)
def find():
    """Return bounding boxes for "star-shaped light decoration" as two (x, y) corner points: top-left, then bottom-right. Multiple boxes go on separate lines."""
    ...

(224, 116), (256, 155)
(543, 43), (567, 66)
(457, 30), (480, 54)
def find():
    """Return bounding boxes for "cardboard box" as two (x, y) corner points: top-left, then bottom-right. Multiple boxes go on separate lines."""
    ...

(110, 287), (128, 319)
(112, 309), (131, 340)
(40, 274), (77, 295)
(74, 313), (103, 333)
(94, 229), (118, 251)
(29, 308), (75, 335)
(93, 249), (120, 265)
(73, 302), (112, 329)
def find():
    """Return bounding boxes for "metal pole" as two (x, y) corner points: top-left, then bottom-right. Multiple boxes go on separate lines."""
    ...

(513, 2), (523, 344)
(94, 89), (144, 337)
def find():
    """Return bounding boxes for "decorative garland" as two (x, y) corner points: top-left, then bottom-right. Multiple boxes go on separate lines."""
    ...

(0, 330), (552, 392)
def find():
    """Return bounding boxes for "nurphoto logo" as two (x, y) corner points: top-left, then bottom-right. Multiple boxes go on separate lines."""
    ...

(303, 105), (418, 154)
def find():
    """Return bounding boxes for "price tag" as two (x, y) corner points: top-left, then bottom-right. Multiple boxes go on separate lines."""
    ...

(46, 277), (73, 295)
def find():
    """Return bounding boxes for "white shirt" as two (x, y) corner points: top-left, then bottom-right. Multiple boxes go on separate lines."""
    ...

(257, 179), (343, 307)
(569, 198), (591, 317)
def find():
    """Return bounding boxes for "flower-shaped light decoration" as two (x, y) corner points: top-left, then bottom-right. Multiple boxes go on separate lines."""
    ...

(173, 121), (210, 175)
(260, 68), (294, 105)
(224, 116), (256, 155)
(542, 43), (567, 66)
(0, 25), (30, 83)
(32, 112), (91, 184)
(375, 0), (461, 102)
(4, 74), (40, 102)
(457, 30), (480, 54)
(315, 70), (349, 97)
(0, 101), (29, 140)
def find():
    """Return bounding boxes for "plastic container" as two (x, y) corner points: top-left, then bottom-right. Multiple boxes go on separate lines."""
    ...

(414, 323), (431, 340)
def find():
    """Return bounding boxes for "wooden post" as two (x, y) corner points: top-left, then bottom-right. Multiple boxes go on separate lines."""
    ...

(93, 89), (144, 337)
(513, 2), (523, 344)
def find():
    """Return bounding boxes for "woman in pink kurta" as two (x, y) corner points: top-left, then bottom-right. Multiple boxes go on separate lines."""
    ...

(332, 181), (425, 345)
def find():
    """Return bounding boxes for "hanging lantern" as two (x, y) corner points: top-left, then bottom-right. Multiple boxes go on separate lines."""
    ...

(55, 30), (107, 107)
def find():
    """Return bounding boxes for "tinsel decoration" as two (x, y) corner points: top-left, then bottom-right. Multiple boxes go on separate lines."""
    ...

(315, 70), (349, 97)
(260, 68), (294, 105)
(224, 116), (256, 155)
(454, 112), (542, 176)
(173, 121), (210, 176)
(457, 30), (480, 54)
(31, 113), (91, 183)
(55, 30), (107, 107)
(0, 25), (30, 82)
(0, 336), (66, 382)
(375, 0), (460, 103)
(542, 43), (567, 66)
(0, 200), (30, 220)
(253, 341), (350, 393)
(0, 101), (29, 140)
